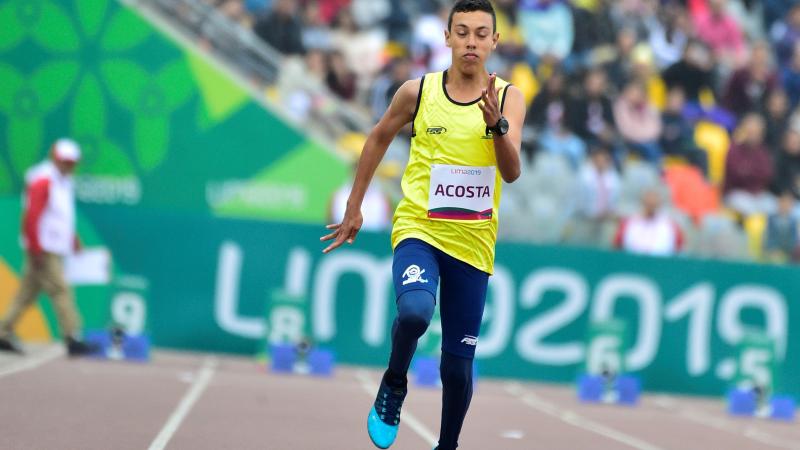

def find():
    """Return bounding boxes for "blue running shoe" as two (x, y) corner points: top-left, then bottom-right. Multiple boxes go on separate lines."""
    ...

(367, 379), (407, 448)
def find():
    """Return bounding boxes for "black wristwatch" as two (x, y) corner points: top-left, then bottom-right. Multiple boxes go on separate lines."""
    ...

(489, 116), (509, 136)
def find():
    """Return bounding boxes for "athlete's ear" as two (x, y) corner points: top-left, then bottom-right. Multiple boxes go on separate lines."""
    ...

(444, 29), (451, 48)
(492, 32), (499, 50)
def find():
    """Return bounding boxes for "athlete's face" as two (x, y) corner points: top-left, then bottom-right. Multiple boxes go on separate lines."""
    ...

(445, 11), (498, 72)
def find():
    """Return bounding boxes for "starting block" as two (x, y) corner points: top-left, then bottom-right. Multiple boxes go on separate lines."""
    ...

(411, 356), (479, 389)
(84, 328), (150, 362)
(727, 389), (796, 421)
(269, 343), (335, 377)
(413, 356), (440, 387)
(577, 373), (641, 405)
(726, 332), (794, 421)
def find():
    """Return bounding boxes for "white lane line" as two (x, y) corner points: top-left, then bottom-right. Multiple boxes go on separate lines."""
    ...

(653, 395), (798, 449)
(505, 383), (663, 450)
(0, 345), (63, 378)
(148, 357), (218, 450)
(355, 370), (438, 447)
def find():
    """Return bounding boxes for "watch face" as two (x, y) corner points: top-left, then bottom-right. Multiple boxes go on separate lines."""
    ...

(498, 117), (509, 134)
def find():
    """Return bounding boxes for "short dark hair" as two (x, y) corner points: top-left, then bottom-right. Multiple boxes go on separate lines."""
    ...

(448, 0), (496, 32)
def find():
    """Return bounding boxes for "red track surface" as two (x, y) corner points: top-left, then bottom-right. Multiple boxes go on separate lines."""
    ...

(1, 345), (798, 449)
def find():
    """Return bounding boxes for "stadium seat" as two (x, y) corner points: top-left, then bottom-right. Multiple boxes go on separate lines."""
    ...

(510, 62), (539, 106)
(663, 165), (720, 223)
(696, 213), (749, 260)
(693, 121), (730, 186)
(744, 213), (767, 260)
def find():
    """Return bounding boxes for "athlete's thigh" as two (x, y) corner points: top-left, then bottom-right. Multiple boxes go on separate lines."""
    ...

(392, 238), (440, 301)
(437, 251), (488, 359)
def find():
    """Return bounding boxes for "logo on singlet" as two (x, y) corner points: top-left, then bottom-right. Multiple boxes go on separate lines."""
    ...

(401, 265), (428, 285)
(461, 335), (478, 346)
(427, 126), (447, 135)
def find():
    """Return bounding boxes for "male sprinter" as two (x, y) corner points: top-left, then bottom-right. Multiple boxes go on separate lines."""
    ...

(320, 1), (524, 448)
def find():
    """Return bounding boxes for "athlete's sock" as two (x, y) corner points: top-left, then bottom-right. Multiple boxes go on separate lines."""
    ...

(437, 351), (473, 450)
(385, 290), (435, 388)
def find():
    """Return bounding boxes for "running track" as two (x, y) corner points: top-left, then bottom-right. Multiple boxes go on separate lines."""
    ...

(1, 345), (798, 449)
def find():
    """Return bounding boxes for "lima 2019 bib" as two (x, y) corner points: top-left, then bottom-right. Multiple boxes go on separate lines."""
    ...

(428, 164), (496, 220)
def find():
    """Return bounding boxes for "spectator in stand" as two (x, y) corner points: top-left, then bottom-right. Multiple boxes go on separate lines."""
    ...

(662, 40), (716, 104)
(763, 191), (799, 263)
(692, 0), (747, 68)
(538, 120), (587, 171)
(317, 0), (350, 25)
(301, 1), (334, 51)
(329, 7), (387, 80)
(412, 3), (451, 72)
(722, 41), (778, 118)
(614, 79), (663, 167)
(570, 0), (616, 71)
(604, 27), (638, 90)
(349, 0), (391, 31)
(253, 0), (305, 55)
(325, 49), (358, 101)
(763, 0), (800, 32)
(526, 69), (568, 131)
(566, 68), (617, 151)
(763, 89), (791, 152)
(330, 167), (393, 233)
(614, 188), (684, 256)
(369, 56), (414, 122)
(660, 87), (709, 176)
(572, 144), (621, 246)
(217, 0), (250, 27)
(724, 113), (777, 217)
(781, 43), (800, 108)
(771, 128), (800, 200)
(770, 4), (800, 67)
(609, 0), (656, 38)
(518, 0), (574, 65)
(648, 3), (692, 70)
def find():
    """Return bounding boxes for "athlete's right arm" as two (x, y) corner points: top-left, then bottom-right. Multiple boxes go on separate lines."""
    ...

(320, 78), (421, 253)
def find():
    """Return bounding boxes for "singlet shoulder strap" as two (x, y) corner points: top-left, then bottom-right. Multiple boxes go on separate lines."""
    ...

(500, 83), (512, 113)
(410, 74), (426, 138)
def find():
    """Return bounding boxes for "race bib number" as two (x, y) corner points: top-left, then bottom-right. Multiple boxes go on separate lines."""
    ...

(428, 164), (495, 220)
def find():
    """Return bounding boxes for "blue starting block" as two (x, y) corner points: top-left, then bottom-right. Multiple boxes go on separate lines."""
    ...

(413, 356), (440, 387)
(268, 343), (335, 377)
(577, 374), (640, 405)
(84, 329), (150, 362)
(411, 356), (479, 389)
(727, 389), (795, 421)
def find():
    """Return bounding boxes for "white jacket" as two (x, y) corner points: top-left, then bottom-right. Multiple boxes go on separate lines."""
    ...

(22, 161), (76, 256)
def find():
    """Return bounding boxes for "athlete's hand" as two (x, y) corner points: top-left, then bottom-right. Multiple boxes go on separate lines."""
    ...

(320, 208), (363, 253)
(478, 73), (501, 128)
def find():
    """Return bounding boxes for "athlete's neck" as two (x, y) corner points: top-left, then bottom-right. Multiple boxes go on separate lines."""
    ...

(445, 66), (489, 102)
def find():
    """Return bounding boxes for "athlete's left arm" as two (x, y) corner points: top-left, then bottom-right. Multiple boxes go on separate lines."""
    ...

(480, 76), (525, 183)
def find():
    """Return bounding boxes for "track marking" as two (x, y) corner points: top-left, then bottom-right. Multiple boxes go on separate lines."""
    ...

(0, 345), (63, 378)
(148, 357), (218, 450)
(653, 395), (798, 449)
(505, 383), (663, 450)
(355, 370), (438, 447)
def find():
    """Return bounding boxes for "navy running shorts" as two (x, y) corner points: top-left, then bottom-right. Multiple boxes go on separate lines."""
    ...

(392, 238), (489, 359)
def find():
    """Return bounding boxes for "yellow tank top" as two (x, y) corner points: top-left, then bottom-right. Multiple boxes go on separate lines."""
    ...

(391, 70), (511, 274)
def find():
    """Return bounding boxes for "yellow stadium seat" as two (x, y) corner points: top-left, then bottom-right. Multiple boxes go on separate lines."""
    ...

(694, 121), (730, 186)
(699, 87), (716, 108)
(337, 132), (367, 161)
(663, 155), (688, 169)
(648, 76), (666, 111)
(510, 62), (539, 106)
(744, 213), (767, 260)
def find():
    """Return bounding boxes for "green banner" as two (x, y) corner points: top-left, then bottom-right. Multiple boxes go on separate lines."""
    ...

(77, 206), (800, 398)
(0, 0), (347, 223)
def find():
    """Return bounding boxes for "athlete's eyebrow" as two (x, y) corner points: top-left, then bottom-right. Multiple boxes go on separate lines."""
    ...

(454, 24), (491, 31)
